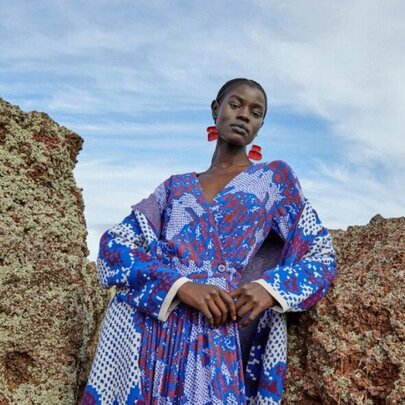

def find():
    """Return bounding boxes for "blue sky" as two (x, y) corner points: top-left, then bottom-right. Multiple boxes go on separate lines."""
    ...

(1, 0), (404, 259)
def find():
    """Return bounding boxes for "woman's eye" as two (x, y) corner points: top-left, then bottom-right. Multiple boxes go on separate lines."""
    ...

(230, 103), (240, 109)
(252, 111), (263, 118)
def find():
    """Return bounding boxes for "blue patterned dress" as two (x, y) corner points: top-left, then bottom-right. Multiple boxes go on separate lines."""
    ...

(82, 160), (337, 404)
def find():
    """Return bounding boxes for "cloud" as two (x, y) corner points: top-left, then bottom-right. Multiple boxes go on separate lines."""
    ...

(1, 0), (404, 259)
(302, 159), (405, 228)
(67, 121), (202, 136)
(3, 1), (403, 162)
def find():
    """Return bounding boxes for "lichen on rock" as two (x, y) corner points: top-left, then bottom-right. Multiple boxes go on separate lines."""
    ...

(284, 215), (405, 404)
(0, 98), (108, 404)
(1, 98), (404, 404)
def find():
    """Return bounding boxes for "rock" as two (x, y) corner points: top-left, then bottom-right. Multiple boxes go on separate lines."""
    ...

(0, 99), (108, 404)
(1, 97), (404, 404)
(284, 215), (405, 404)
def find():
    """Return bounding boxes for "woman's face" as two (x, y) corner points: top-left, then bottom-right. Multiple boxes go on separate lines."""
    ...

(212, 83), (266, 147)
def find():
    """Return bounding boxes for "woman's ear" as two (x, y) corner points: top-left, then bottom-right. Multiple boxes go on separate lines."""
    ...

(260, 119), (265, 128)
(211, 100), (218, 122)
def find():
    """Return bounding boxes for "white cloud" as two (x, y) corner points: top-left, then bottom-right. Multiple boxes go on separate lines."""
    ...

(302, 159), (405, 229)
(1, 0), (404, 259)
(67, 121), (201, 135)
(3, 1), (403, 161)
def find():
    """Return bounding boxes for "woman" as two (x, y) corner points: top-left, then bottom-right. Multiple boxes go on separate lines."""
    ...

(82, 78), (337, 404)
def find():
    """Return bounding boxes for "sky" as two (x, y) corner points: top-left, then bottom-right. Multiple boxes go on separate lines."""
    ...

(1, 0), (404, 260)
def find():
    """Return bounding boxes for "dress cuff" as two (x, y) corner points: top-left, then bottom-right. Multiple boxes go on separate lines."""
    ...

(158, 277), (191, 321)
(251, 279), (289, 313)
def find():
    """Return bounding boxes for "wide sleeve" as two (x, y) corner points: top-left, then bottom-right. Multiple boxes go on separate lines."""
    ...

(96, 180), (190, 321)
(252, 160), (337, 313)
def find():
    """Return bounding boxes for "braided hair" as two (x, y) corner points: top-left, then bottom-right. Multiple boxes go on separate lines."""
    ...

(214, 78), (268, 119)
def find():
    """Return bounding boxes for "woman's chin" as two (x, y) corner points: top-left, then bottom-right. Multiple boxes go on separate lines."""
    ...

(219, 135), (248, 148)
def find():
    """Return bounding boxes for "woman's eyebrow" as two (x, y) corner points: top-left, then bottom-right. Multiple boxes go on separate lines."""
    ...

(228, 95), (244, 101)
(228, 94), (264, 110)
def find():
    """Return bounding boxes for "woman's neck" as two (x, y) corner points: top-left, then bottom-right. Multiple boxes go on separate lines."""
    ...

(210, 144), (251, 170)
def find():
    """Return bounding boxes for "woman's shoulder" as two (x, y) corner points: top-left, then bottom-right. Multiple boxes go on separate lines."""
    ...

(263, 159), (295, 172)
(153, 171), (195, 193)
(262, 160), (302, 188)
(164, 170), (195, 185)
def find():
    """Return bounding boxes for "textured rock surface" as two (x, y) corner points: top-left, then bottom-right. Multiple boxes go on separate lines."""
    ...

(284, 215), (405, 404)
(0, 99), (108, 404)
(1, 98), (404, 404)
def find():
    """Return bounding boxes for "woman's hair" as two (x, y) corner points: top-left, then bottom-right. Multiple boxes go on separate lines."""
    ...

(215, 78), (268, 119)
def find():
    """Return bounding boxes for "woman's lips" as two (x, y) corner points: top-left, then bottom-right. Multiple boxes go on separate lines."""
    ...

(230, 124), (248, 135)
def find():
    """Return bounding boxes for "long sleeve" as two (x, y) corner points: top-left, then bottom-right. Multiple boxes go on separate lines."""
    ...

(96, 181), (190, 321)
(252, 160), (337, 313)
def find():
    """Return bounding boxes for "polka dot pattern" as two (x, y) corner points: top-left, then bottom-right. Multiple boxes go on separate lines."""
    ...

(85, 296), (142, 404)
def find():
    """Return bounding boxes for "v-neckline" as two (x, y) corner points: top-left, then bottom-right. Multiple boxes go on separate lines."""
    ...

(191, 163), (259, 206)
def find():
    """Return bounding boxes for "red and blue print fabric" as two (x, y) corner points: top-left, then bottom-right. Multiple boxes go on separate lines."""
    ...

(82, 160), (337, 404)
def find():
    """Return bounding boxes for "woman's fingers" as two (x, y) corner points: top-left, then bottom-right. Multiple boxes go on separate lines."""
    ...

(208, 288), (229, 326)
(229, 288), (241, 299)
(177, 282), (244, 327)
(192, 283), (276, 328)
(239, 305), (264, 328)
(234, 294), (249, 312)
(231, 283), (276, 327)
(206, 298), (223, 327)
(215, 294), (230, 325)
(218, 289), (236, 321)
(236, 301), (253, 320)
(198, 301), (215, 328)
(239, 306), (263, 328)
(205, 288), (238, 327)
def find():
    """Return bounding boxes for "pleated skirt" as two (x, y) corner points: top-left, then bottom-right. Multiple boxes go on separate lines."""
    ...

(82, 294), (246, 404)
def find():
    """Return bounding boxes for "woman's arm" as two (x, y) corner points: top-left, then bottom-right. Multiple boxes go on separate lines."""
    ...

(97, 181), (190, 322)
(231, 160), (337, 324)
(254, 160), (337, 313)
(254, 200), (337, 312)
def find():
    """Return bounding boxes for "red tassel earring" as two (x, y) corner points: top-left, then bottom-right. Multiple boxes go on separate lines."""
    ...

(207, 126), (218, 141)
(248, 144), (262, 160)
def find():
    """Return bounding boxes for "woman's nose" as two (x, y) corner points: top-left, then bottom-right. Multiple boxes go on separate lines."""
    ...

(237, 107), (249, 122)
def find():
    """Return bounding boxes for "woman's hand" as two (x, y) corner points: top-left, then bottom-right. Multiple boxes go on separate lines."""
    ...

(176, 282), (236, 328)
(229, 283), (276, 327)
